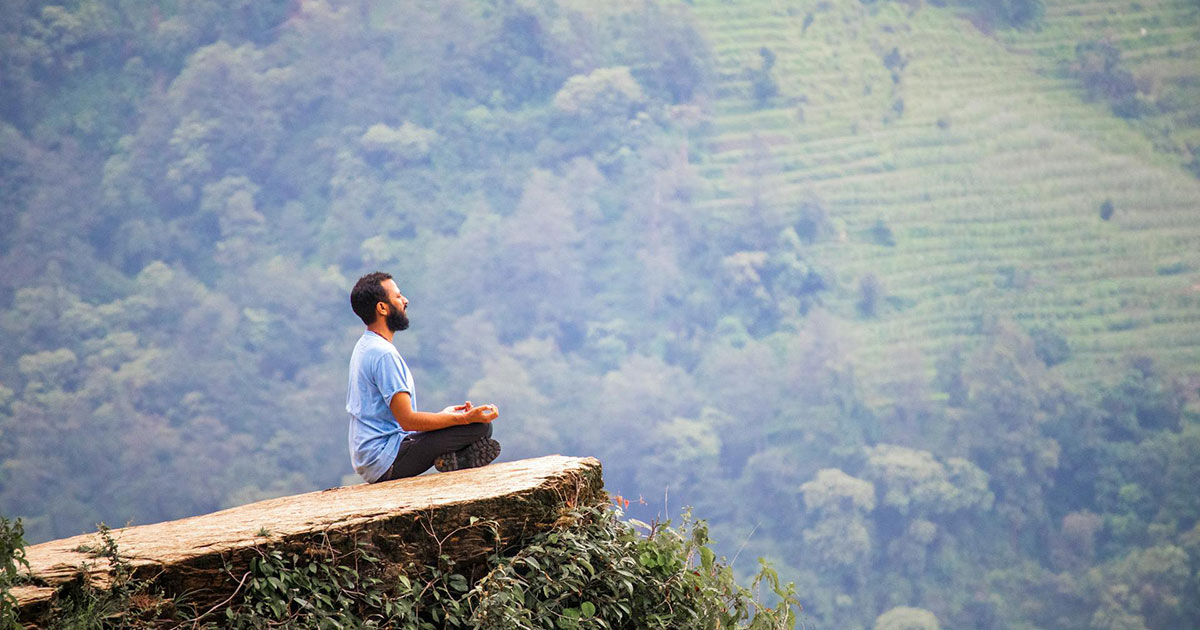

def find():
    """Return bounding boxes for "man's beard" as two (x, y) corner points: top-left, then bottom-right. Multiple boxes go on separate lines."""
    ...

(386, 308), (409, 332)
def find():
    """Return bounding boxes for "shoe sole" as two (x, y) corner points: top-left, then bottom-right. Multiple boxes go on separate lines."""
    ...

(434, 438), (501, 472)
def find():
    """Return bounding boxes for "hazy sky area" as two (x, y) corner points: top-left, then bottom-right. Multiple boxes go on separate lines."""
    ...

(2, 1), (1199, 628)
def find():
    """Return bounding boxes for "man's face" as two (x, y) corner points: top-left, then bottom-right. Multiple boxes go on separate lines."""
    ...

(380, 279), (409, 332)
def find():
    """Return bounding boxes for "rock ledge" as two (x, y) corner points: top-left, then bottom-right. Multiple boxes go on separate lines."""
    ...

(15, 455), (603, 620)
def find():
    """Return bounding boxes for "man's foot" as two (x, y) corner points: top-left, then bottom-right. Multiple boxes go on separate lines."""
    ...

(434, 438), (501, 473)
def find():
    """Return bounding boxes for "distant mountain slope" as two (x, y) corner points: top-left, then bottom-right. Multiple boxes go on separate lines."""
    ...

(998, 0), (1200, 163)
(688, 0), (1200, 403)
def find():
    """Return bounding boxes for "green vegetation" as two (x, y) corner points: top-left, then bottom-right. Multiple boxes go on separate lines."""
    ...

(1001, 0), (1200, 164)
(688, 0), (1200, 398)
(750, 46), (781, 107)
(0, 518), (29, 630)
(1, 0), (1198, 629)
(52, 523), (170, 627)
(978, 0), (1046, 28)
(7, 507), (800, 629)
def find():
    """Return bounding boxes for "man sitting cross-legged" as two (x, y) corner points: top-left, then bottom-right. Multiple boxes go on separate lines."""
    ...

(346, 271), (501, 483)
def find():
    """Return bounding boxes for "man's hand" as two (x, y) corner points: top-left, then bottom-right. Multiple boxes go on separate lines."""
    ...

(462, 404), (499, 424)
(392, 393), (496, 431)
(440, 401), (473, 414)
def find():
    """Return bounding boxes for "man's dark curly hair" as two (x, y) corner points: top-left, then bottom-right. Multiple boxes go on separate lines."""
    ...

(350, 271), (393, 326)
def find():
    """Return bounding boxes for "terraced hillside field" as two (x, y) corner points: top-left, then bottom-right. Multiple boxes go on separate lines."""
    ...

(688, 0), (1200, 404)
(998, 0), (1200, 164)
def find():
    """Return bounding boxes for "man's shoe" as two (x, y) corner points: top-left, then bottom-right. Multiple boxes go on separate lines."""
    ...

(434, 438), (501, 473)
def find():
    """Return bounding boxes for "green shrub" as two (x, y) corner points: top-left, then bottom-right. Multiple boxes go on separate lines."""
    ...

(794, 198), (833, 243)
(867, 219), (896, 247)
(882, 48), (906, 84)
(1029, 327), (1071, 367)
(51, 523), (176, 629)
(1100, 198), (1115, 221)
(1, 517), (30, 630)
(473, 506), (800, 629)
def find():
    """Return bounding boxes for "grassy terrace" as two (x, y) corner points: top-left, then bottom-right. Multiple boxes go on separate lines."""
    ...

(997, 0), (1200, 158)
(687, 0), (1200, 404)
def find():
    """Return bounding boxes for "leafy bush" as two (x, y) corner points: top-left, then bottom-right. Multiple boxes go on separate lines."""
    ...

(1099, 198), (1115, 221)
(1, 518), (30, 630)
(1029, 327), (1070, 367)
(867, 219), (896, 247)
(473, 506), (800, 629)
(794, 197), (833, 243)
(52, 523), (177, 628)
(882, 48), (906, 84)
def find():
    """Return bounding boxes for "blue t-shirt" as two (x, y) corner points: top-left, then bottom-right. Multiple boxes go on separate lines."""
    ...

(346, 331), (417, 482)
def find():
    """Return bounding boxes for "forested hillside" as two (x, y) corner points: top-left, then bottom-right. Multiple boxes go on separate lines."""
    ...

(689, 0), (1200, 402)
(1, 1), (1198, 629)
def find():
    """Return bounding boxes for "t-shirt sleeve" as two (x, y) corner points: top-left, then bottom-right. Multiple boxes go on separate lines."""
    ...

(372, 351), (412, 407)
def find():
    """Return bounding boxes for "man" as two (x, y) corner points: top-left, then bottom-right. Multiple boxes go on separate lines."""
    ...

(346, 271), (501, 483)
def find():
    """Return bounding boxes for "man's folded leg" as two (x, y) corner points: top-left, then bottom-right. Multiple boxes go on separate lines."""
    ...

(380, 422), (496, 481)
(433, 435), (502, 473)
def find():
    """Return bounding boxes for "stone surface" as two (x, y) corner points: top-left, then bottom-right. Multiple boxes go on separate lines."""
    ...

(15, 455), (603, 619)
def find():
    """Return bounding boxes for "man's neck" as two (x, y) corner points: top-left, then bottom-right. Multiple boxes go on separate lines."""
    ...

(366, 322), (394, 343)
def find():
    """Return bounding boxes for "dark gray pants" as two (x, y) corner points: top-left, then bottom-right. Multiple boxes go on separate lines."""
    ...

(377, 422), (493, 481)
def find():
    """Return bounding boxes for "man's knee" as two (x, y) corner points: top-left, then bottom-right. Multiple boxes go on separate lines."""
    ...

(467, 422), (492, 439)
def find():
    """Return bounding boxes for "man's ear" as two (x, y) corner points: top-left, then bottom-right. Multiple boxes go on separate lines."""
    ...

(376, 301), (389, 318)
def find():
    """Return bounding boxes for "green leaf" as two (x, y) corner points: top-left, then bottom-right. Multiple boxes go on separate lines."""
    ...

(581, 601), (596, 617)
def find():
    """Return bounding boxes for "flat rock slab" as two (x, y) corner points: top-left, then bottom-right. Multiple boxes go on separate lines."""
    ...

(16, 455), (603, 618)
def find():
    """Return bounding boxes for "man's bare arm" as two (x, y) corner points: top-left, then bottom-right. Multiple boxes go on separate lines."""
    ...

(388, 392), (497, 432)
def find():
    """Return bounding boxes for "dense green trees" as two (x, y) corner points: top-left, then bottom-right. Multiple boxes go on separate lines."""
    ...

(0, 2), (1197, 630)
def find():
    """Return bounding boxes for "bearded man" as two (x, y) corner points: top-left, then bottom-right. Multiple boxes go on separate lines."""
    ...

(346, 271), (500, 483)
